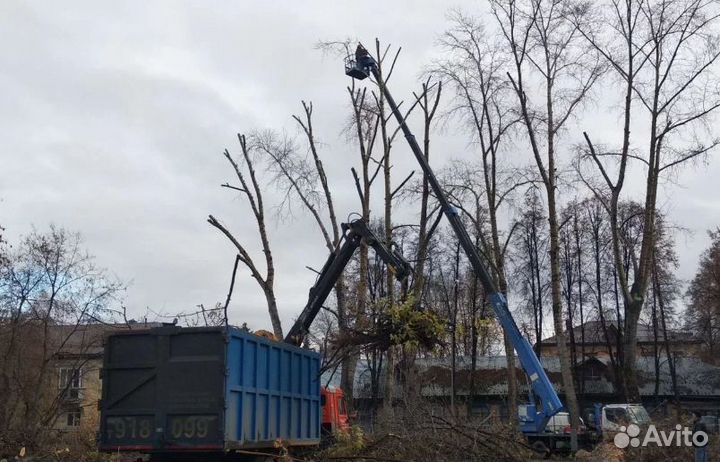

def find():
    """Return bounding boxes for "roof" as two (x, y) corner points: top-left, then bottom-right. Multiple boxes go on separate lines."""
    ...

(327, 354), (720, 399)
(540, 320), (699, 345)
(51, 321), (164, 359)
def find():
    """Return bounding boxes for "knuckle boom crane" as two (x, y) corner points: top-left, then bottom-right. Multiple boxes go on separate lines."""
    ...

(285, 217), (413, 435)
(285, 218), (412, 346)
(345, 44), (563, 434)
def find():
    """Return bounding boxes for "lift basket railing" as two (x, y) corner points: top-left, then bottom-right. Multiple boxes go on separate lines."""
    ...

(344, 55), (370, 80)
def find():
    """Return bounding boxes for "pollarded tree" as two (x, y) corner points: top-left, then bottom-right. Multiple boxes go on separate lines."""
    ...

(253, 102), (346, 344)
(208, 135), (283, 338)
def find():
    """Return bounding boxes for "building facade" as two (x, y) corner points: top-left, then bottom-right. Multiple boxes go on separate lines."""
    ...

(49, 321), (162, 432)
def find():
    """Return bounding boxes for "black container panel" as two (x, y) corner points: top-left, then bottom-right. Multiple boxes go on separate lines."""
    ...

(99, 327), (226, 451)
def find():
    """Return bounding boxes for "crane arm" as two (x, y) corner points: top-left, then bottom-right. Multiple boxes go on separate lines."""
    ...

(284, 218), (411, 346)
(345, 44), (563, 432)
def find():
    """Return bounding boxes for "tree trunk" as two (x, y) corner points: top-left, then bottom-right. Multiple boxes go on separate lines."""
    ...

(576, 215), (586, 395)
(612, 269), (627, 400)
(469, 273), (479, 409)
(548, 189), (580, 451)
(655, 256), (679, 412)
(546, 71), (580, 451)
(621, 298), (643, 402)
(377, 51), (396, 415)
(264, 289), (283, 340)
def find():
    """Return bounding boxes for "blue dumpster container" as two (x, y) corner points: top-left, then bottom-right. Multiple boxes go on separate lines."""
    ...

(98, 326), (321, 454)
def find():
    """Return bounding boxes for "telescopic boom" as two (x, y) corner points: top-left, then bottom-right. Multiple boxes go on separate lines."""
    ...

(345, 44), (563, 432)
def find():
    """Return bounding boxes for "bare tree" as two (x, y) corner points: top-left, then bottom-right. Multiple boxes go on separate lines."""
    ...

(686, 228), (720, 363)
(581, 197), (623, 387)
(411, 80), (443, 304)
(491, 0), (604, 449)
(650, 222), (681, 411)
(208, 134), (282, 338)
(435, 10), (531, 425)
(394, 78), (443, 405)
(0, 227), (123, 450)
(332, 39), (423, 408)
(248, 97), (369, 397)
(342, 53), (382, 401)
(511, 189), (551, 356)
(578, 0), (720, 400)
(372, 39), (401, 411)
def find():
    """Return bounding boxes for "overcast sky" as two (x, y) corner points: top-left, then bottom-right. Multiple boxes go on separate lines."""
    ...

(2, 1), (718, 331)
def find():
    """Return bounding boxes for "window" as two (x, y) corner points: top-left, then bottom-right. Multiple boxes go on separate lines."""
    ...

(628, 406), (651, 425)
(58, 368), (83, 390)
(605, 408), (629, 425)
(58, 368), (83, 400)
(66, 409), (81, 427)
(472, 405), (490, 417)
(584, 363), (603, 381)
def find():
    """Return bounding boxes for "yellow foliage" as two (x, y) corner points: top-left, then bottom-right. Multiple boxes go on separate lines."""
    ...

(385, 296), (445, 349)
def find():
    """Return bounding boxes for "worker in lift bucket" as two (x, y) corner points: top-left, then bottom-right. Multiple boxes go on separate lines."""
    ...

(355, 44), (373, 70)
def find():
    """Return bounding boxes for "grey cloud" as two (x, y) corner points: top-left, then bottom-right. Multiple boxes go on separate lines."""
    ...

(1, 1), (717, 331)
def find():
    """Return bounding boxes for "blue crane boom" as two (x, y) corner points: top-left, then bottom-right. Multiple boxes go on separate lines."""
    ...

(345, 44), (563, 433)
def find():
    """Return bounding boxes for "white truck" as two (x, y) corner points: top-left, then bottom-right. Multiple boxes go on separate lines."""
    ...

(586, 403), (652, 438)
(519, 403), (651, 457)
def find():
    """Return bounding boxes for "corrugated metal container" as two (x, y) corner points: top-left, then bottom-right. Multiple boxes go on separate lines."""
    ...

(98, 326), (321, 453)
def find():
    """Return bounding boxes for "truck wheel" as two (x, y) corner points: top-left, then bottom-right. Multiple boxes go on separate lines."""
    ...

(531, 440), (551, 459)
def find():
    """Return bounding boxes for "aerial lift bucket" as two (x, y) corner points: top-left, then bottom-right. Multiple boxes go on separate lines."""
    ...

(344, 57), (369, 80)
(344, 44), (373, 80)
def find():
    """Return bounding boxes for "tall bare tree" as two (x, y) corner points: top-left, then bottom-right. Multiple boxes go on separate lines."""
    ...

(491, 0), (603, 449)
(255, 99), (354, 388)
(373, 39), (400, 411)
(411, 81), (443, 305)
(394, 78), (443, 404)
(578, 0), (720, 400)
(342, 54), (382, 401)
(338, 40), (421, 409)
(435, 10), (531, 425)
(208, 135), (282, 338)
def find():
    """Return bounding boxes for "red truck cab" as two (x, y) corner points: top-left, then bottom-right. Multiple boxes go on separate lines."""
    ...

(321, 386), (351, 435)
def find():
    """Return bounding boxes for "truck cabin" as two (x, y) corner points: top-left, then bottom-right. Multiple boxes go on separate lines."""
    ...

(590, 404), (651, 433)
(321, 386), (350, 435)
